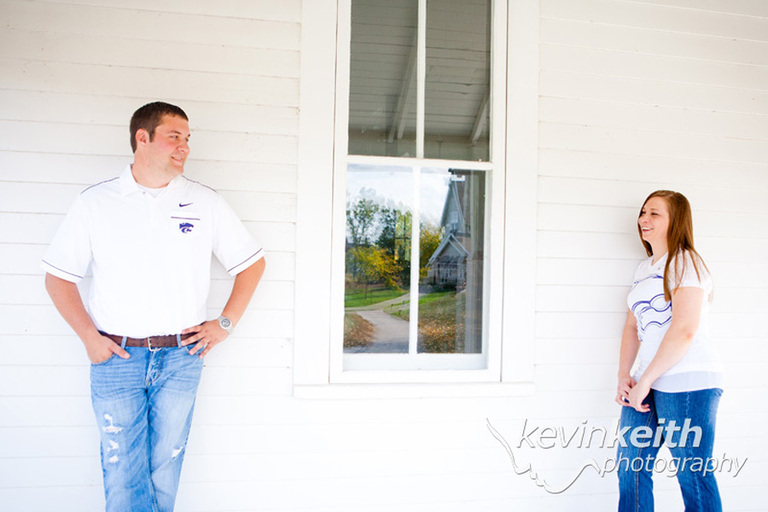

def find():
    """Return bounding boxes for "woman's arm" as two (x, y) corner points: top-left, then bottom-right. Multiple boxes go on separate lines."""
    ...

(625, 286), (705, 412)
(616, 310), (640, 407)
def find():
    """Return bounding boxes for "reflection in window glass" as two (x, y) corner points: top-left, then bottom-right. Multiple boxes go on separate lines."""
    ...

(343, 164), (486, 356)
(348, 0), (491, 160)
(418, 169), (484, 353)
(344, 164), (413, 353)
(342, 1), (495, 370)
(425, 0), (491, 161)
(348, 1), (418, 157)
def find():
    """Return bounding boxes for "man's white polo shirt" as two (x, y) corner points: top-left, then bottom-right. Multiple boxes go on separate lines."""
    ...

(42, 166), (264, 338)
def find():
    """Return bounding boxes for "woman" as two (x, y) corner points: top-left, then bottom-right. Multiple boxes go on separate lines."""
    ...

(616, 190), (723, 511)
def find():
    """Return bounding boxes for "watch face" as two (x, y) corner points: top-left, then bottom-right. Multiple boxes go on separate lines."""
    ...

(220, 317), (232, 329)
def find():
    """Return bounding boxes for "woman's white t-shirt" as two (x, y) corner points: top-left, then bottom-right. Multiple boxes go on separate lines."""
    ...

(627, 251), (723, 392)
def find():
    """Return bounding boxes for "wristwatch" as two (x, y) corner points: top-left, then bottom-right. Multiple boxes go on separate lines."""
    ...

(217, 315), (234, 334)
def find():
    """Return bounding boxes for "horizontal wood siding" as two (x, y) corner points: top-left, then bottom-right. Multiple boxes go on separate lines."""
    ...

(1, 0), (766, 511)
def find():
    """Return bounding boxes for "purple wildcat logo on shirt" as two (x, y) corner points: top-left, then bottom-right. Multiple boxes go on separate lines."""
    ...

(179, 222), (194, 233)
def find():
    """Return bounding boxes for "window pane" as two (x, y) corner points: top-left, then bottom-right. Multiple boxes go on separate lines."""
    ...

(344, 164), (413, 353)
(418, 168), (485, 353)
(348, 0), (418, 157)
(425, 0), (491, 161)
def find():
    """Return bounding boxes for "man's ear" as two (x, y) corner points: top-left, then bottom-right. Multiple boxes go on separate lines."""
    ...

(135, 128), (150, 147)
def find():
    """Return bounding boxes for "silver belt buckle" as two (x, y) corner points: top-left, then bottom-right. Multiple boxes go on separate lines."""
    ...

(147, 336), (160, 352)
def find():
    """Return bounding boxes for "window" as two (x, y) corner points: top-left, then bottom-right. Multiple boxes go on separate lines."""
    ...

(333, 0), (505, 376)
(295, 0), (538, 392)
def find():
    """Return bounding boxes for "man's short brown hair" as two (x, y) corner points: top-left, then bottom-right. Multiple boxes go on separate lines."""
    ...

(129, 102), (188, 153)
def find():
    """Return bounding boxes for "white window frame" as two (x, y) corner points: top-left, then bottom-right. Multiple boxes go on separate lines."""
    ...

(295, 0), (538, 396)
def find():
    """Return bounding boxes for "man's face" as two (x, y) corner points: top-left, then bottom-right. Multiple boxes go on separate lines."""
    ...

(141, 114), (191, 179)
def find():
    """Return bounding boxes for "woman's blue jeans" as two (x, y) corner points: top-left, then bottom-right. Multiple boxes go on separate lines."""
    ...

(90, 346), (204, 512)
(617, 388), (723, 512)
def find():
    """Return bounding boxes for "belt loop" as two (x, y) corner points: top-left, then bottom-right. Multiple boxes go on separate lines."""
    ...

(176, 333), (182, 347)
(121, 336), (127, 349)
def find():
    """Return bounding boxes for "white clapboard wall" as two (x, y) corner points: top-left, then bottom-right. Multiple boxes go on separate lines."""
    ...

(1, 0), (766, 511)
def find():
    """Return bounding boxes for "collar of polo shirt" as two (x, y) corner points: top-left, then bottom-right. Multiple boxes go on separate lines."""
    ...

(120, 165), (184, 196)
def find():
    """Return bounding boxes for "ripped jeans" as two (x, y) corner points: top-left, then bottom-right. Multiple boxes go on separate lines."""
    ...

(90, 346), (204, 512)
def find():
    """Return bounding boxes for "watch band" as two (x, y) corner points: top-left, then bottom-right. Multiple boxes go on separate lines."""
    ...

(217, 315), (234, 334)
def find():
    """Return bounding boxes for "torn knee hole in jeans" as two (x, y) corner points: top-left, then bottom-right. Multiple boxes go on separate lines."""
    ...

(102, 413), (123, 434)
(102, 414), (122, 463)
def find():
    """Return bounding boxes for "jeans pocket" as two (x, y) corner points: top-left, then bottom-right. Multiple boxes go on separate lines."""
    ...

(91, 353), (116, 366)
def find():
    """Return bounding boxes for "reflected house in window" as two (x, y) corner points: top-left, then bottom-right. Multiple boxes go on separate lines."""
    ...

(425, 169), (484, 294)
(426, 172), (470, 288)
(422, 168), (485, 354)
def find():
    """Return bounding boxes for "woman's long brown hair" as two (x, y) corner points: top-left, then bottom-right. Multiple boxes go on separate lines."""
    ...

(638, 190), (708, 302)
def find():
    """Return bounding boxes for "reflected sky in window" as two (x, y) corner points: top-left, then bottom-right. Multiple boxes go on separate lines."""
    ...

(346, 164), (454, 226)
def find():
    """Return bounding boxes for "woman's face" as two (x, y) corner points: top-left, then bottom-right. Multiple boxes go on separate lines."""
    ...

(639, 196), (670, 251)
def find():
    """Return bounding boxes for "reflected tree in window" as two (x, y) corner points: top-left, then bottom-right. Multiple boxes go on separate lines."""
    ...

(344, 169), (412, 353)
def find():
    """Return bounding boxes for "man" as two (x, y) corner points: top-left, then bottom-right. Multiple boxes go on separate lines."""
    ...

(43, 102), (265, 511)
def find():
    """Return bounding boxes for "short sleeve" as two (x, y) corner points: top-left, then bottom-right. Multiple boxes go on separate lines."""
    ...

(211, 194), (264, 276)
(668, 251), (711, 292)
(41, 194), (93, 283)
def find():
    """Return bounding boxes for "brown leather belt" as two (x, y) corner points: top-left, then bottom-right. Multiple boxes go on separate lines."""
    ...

(101, 332), (194, 349)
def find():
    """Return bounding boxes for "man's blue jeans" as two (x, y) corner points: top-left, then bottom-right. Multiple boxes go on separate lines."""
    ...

(90, 346), (204, 512)
(617, 388), (723, 512)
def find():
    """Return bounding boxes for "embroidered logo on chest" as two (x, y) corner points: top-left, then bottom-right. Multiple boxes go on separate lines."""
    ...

(179, 222), (194, 233)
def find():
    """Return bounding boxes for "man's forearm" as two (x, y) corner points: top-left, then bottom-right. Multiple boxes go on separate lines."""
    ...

(45, 273), (100, 342)
(45, 273), (128, 362)
(221, 257), (266, 327)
